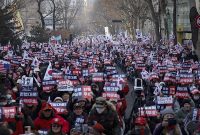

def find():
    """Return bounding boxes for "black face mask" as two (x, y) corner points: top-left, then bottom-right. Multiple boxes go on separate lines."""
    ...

(134, 129), (141, 135)
(168, 118), (177, 126)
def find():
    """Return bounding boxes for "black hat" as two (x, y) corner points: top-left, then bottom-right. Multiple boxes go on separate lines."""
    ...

(182, 99), (191, 106)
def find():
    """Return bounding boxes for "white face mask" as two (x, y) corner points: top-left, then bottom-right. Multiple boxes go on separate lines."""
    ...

(194, 96), (199, 100)
(0, 102), (7, 106)
(6, 94), (12, 99)
(96, 108), (105, 114)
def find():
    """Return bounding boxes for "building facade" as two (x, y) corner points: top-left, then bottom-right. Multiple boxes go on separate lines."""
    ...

(166, 0), (200, 43)
(20, 1), (40, 36)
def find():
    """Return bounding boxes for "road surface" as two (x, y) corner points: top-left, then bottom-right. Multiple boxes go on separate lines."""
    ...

(116, 67), (135, 119)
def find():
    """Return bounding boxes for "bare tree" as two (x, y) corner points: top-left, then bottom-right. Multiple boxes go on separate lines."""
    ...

(61, 0), (83, 29)
(34, 0), (54, 29)
(160, 0), (169, 39)
(50, 0), (56, 30)
(100, 0), (152, 37)
(35, 0), (45, 29)
(172, 0), (177, 45)
(190, 7), (200, 59)
(43, 0), (83, 30)
(144, 0), (161, 43)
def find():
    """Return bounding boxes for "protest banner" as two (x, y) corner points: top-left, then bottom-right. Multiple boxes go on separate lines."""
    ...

(157, 96), (173, 105)
(138, 106), (158, 117)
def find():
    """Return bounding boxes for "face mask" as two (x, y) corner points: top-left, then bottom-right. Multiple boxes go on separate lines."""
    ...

(0, 102), (7, 106)
(96, 108), (105, 114)
(134, 129), (140, 135)
(194, 96), (199, 100)
(168, 118), (177, 126)
(6, 94), (12, 99)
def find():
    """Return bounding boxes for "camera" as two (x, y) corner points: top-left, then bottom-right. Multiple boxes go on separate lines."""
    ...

(134, 78), (144, 96)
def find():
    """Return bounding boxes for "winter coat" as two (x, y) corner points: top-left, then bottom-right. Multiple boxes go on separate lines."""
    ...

(153, 123), (182, 135)
(175, 107), (193, 124)
(7, 113), (33, 135)
(34, 103), (70, 134)
(116, 98), (127, 127)
(11, 120), (24, 135)
(87, 103), (121, 135)
(67, 112), (88, 129)
(47, 130), (65, 135)
(122, 84), (129, 95)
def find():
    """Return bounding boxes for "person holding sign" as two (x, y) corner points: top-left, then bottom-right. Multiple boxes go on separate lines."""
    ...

(47, 118), (65, 135)
(127, 117), (151, 135)
(175, 99), (194, 135)
(190, 87), (200, 108)
(153, 108), (182, 135)
(91, 83), (102, 98)
(87, 97), (121, 135)
(68, 103), (88, 131)
(34, 102), (70, 134)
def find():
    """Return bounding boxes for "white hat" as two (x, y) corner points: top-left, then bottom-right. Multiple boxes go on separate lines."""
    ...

(34, 67), (40, 72)
(17, 79), (22, 84)
(12, 86), (18, 92)
(54, 97), (63, 102)
(21, 60), (25, 67)
(17, 67), (23, 73)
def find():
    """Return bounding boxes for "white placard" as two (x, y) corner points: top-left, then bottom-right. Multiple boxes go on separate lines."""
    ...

(157, 96), (173, 105)
(22, 77), (33, 87)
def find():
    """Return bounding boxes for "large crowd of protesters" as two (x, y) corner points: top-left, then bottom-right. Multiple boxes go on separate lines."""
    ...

(0, 34), (199, 135)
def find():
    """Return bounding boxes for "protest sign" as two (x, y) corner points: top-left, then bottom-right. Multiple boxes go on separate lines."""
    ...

(176, 86), (189, 98)
(138, 106), (158, 117)
(103, 86), (120, 92)
(73, 86), (92, 100)
(157, 96), (173, 105)
(102, 92), (120, 99)
(2, 107), (16, 122)
(49, 102), (67, 114)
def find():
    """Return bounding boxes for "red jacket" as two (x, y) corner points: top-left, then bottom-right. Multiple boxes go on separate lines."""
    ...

(116, 98), (127, 117)
(34, 103), (70, 133)
(116, 98), (127, 127)
(12, 120), (24, 135)
(122, 84), (129, 95)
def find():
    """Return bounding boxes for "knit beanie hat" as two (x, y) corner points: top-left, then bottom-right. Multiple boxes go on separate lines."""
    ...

(161, 108), (174, 117)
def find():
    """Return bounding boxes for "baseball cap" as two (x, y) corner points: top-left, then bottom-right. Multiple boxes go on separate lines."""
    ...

(42, 102), (53, 111)
(95, 97), (106, 108)
(51, 118), (63, 126)
(73, 103), (82, 109)
(135, 117), (147, 126)
(54, 97), (63, 102)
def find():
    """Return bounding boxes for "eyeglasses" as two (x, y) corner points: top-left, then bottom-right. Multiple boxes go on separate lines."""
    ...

(27, 105), (34, 109)
(44, 109), (52, 112)
(52, 124), (61, 128)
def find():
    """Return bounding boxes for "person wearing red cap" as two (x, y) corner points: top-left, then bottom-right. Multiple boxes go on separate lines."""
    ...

(128, 117), (151, 135)
(47, 118), (65, 135)
(190, 86), (200, 108)
(34, 102), (70, 134)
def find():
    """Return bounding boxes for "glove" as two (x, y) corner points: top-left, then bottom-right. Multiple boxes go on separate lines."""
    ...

(15, 112), (23, 121)
(92, 122), (105, 133)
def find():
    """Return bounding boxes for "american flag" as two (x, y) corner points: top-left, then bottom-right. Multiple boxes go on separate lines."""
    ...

(0, 63), (9, 74)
